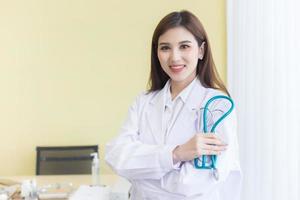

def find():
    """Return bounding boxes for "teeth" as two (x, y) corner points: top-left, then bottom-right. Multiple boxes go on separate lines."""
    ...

(171, 65), (184, 68)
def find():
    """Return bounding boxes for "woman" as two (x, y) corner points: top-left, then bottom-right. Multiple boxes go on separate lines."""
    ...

(105, 10), (242, 200)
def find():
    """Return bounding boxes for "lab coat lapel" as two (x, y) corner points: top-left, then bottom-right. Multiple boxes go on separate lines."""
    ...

(145, 85), (168, 144)
(167, 80), (208, 143)
(185, 79), (208, 111)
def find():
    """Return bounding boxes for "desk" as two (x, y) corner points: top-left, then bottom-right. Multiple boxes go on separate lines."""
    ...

(0, 174), (130, 200)
(1, 174), (118, 187)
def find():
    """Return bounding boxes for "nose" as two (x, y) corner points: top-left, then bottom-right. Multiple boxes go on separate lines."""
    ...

(170, 49), (181, 62)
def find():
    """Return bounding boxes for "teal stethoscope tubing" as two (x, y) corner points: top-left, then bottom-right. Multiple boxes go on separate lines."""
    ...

(194, 95), (234, 170)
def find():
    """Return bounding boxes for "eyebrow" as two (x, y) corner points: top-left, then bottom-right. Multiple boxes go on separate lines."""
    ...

(158, 40), (192, 46)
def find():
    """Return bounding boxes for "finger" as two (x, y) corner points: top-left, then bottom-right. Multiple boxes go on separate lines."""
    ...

(196, 133), (219, 140)
(201, 149), (221, 155)
(202, 138), (227, 146)
(203, 133), (219, 139)
(201, 133), (223, 142)
(202, 144), (227, 151)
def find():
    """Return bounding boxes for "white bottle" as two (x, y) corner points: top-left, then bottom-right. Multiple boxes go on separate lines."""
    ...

(90, 152), (100, 186)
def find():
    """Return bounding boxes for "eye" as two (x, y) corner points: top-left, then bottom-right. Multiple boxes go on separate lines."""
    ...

(160, 46), (170, 51)
(180, 44), (190, 49)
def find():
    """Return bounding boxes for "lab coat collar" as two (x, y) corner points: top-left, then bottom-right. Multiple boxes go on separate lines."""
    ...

(149, 80), (169, 107)
(185, 78), (208, 111)
(149, 78), (207, 111)
(164, 78), (198, 108)
(146, 78), (208, 144)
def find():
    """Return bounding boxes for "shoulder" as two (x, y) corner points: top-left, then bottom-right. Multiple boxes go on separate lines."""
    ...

(206, 88), (229, 98)
(192, 79), (229, 100)
(130, 90), (161, 111)
(134, 90), (160, 104)
(201, 87), (232, 104)
(201, 88), (235, 111)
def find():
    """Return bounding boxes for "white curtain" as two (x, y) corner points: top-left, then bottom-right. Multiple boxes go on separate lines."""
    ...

(227, 0), (300, 199)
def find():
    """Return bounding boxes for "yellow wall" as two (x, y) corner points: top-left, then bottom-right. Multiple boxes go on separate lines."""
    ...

(0, 0), (226, 175)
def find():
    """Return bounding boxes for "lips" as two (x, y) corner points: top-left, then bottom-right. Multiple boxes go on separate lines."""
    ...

(169, 64), (186, 73)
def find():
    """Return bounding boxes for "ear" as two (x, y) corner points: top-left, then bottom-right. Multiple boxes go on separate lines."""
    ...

(198, 42), (205, 60)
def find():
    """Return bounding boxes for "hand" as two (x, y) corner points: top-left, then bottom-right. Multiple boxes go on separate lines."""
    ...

(172, 133), (227, 164)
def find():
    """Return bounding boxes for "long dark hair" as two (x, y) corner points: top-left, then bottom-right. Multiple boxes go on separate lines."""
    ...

(148, 10), (229, 96)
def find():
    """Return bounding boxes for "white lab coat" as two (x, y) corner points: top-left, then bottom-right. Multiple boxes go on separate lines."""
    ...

(105, 79), (242, 200)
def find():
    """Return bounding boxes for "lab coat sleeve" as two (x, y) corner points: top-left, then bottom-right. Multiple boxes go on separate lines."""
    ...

(105, 93), (178, 180)
(161, 105), (242, 198)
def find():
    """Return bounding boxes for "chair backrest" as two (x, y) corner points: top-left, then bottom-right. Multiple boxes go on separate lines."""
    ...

(36, 145), (98, 175)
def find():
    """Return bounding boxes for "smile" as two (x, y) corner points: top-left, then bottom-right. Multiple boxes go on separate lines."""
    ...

(169, 64), (186, 73)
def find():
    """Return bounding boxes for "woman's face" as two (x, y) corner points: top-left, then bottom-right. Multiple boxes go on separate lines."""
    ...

(157, 26), (204, 85)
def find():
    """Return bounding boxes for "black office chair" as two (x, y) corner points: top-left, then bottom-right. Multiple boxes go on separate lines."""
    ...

(36, 145), (98, 175)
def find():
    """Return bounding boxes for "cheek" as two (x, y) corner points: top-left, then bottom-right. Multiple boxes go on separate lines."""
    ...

(186, 47), (200, 60)
(157, 52), (168, 66)
(186, 52), (199, 65)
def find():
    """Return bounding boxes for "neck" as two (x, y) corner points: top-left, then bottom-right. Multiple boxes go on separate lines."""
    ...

(170, 76), (196, 100)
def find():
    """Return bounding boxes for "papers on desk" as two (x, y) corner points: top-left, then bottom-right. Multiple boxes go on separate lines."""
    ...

(0, 180), (20, 200)
(70, 185), (110, 200)
(39, 192), (68, 199)
(0, 179), (20, 186)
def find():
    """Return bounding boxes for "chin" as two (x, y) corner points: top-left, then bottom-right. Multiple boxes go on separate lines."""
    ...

(169, 75), (189, 83)
(169, 72), (196, 84)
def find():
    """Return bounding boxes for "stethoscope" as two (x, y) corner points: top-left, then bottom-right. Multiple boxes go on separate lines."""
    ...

(193, 95), (234, 181)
